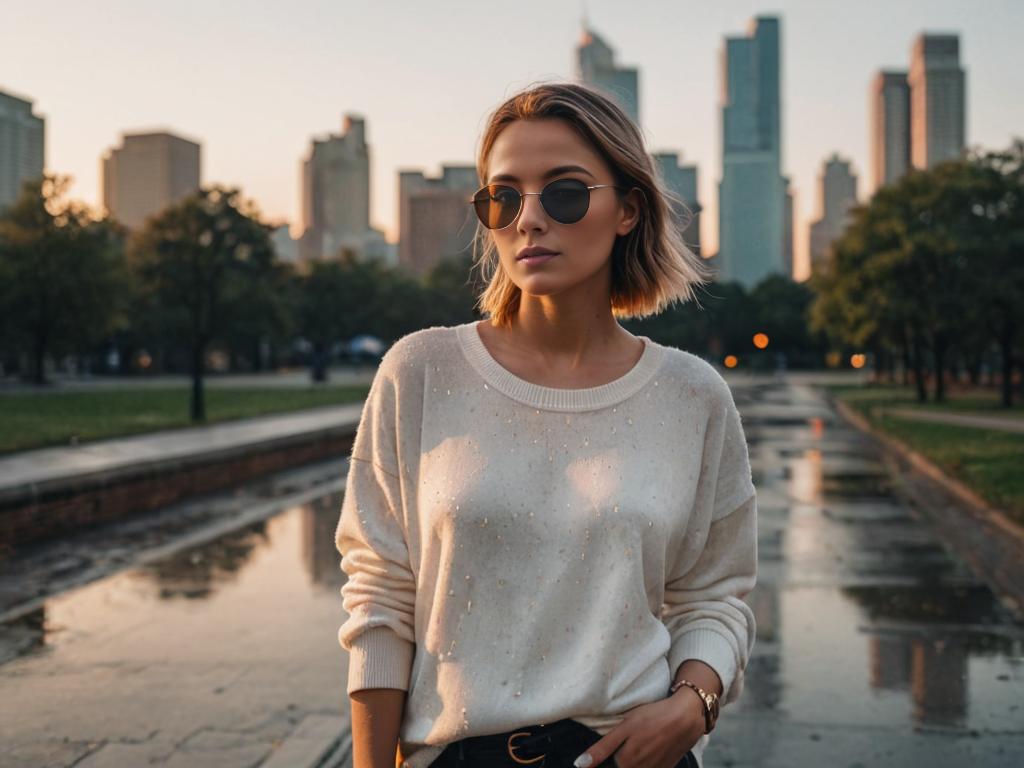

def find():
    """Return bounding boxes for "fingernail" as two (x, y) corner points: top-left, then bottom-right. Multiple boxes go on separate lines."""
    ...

(573, 754), (593, 768)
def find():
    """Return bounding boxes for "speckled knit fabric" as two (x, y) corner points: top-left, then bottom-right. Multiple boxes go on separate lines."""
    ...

(335, 320), (758, 768)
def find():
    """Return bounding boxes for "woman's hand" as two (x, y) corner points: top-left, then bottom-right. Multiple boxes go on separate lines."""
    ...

(572, 689), (705, 768)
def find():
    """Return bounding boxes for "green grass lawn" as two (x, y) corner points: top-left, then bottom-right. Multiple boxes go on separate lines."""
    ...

(828, 384), (1024, 525)
(0, 386), (371, 455)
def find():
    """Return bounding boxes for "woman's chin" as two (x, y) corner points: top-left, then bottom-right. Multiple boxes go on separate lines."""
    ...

(514, 276), (569, 297)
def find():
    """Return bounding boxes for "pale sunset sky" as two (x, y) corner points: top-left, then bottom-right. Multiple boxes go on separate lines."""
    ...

(2, 0), (1021, 280)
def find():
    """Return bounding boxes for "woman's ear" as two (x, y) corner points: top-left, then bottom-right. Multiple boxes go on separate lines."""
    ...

(615, 187), (644, 236)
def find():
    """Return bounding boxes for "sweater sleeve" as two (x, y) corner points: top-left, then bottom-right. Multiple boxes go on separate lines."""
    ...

(661, 379), (758, 708)
(335, 356), (417, 695)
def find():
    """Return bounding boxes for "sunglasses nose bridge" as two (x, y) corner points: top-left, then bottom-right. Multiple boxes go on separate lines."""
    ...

(516, 191), (548, 229)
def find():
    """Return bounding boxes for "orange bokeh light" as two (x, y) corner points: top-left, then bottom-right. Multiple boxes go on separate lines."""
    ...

(724, 355), (738, 368)
(753, 333), (769, 349)
(850, 353), (866, 369)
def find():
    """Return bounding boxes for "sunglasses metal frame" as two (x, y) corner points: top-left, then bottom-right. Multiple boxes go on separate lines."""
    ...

(469, 179), (625, 230)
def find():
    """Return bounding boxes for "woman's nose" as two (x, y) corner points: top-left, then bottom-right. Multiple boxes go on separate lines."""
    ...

(517, 193), (548, 233)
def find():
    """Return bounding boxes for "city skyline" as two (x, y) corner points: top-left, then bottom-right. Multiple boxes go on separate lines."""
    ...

(2, 0), (1020, 281)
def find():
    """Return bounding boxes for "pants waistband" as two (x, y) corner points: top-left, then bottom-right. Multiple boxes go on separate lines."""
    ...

(435, 718), (613, 767)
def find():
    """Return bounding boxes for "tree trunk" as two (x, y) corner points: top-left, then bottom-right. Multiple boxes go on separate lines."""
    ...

(885, 346), (896, 383)
(253, 338), (263, 373)
(967, 351), (981, 387)
(1000, 322), (1015, 408)
(32, 331), (47, 386)
(900, 326), (912, 387)
(933, 333), (947, 403)
(870, 341), (882, 383)
(911, 331), (928, 403)
(310, 341), (328, 383)
(191, 342), (207, 422)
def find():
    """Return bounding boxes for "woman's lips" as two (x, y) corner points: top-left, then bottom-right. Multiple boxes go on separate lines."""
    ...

(517, 253), (557, 266)
(516, 246), (560, 266)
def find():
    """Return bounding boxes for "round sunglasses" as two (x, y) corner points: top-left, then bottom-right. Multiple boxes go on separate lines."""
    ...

(470, 178), (625, 230)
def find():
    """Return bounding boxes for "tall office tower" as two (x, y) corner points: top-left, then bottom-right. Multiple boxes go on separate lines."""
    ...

(870, 71), (911, 193)
(299, 114), (386, 262)
(576, 26), (640, 124)
(0, 89), (45, 211)
(909, 33), (966, 170)
(716, 15), (789, 289)
(652, 151), (701, 254)
(398, 164), (478, 276)
(270, 224), (299, 264)
(783, 176), (794, 279)
(101, 131), (200, 230)
(808, 153), (858, 274)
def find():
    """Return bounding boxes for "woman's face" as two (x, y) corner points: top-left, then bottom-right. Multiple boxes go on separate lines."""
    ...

(483, 118), (640, 300)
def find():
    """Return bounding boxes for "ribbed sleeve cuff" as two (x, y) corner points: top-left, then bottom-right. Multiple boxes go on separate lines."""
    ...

(668, 627), (738, 700)
(345, 625), (416, 695)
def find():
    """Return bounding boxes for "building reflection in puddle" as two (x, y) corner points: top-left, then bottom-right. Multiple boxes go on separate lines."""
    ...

(0, 493), (347, 668)
(739, 393), (1023, 739)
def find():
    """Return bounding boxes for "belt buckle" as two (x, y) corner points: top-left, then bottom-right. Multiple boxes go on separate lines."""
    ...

(507, 730), (546, 764)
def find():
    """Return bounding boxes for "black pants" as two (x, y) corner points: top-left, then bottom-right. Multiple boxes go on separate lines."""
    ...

(426, 717), (698, 768)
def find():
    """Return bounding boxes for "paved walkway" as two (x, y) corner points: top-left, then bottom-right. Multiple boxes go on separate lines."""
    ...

(0, 368), (377, 393)
(2, 378), (1022, 767)
(0, 404), (363, 495)
(884, 406), (1024, 433)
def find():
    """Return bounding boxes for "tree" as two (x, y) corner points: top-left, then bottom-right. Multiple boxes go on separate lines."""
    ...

(809, 141), (1024, 404)
(0, 175), (128, 384)
(749, 275), (823, 367)
(130, 186), (277, 422)
(294, 257), (353, 382)
(971, 140), (1024, 406)
(422, 252), (483, 328)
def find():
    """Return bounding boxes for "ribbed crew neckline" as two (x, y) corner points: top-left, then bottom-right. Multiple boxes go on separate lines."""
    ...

(455, 320), (665, 412)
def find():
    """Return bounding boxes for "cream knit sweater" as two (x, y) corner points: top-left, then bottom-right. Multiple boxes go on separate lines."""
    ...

(335, 320), (758, 768)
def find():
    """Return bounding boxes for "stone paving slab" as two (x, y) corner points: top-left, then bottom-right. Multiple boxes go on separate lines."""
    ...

(260, 714), (348, 768)
(710, 712), (1024, 768)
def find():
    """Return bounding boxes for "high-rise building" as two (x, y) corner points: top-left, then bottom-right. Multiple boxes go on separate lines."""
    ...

(270, 224), (299, 264)
(576, 26), (640, 124)
(299, 114), (386, 262)
(909, 33), (966, 170)
(808, 153), (858, 273)
(716, 15), (789, 289)
(0, 88), (45, 211)
(101, 131), (200, 229)
(783, 176), (794, 279)
(398, 165), (478, 276)
(651, 151), (701, 254)
(870, 71), (911, 193)
(869, 33), (966, 194)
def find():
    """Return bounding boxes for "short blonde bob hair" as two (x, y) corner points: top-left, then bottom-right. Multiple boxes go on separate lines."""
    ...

(472, 81), (711, 328)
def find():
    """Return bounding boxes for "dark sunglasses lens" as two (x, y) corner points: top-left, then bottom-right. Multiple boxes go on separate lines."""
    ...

(541, 179), (590, 223)
(473, 185), (519, 229)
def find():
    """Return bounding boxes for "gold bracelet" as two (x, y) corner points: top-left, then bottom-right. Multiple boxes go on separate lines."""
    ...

(668, 678), (720, 734)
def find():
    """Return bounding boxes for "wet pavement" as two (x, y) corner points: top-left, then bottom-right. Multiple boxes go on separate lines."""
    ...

(883, 406), (1024, 434)
(716, 378), (1024, 767)
(0, 377), (1022, 767)
(0, 459), (353, 768)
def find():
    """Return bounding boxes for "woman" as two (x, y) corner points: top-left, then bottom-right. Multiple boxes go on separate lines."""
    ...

(336, 81), (758, 768)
